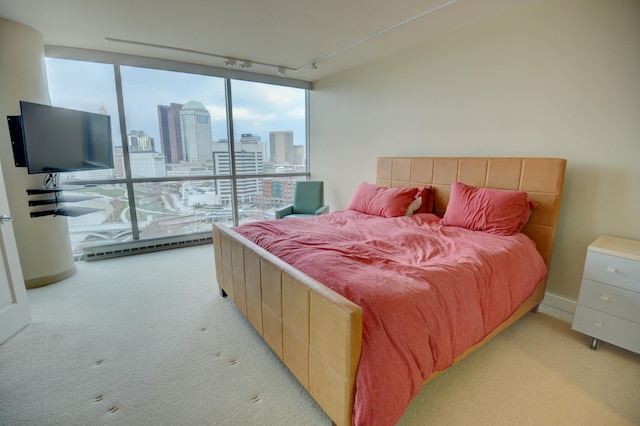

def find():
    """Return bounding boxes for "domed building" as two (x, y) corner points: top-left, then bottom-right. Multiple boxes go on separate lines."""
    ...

(179, 100), (212, 162)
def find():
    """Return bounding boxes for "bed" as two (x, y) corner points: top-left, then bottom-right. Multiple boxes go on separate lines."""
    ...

(212, 157), (566, 425)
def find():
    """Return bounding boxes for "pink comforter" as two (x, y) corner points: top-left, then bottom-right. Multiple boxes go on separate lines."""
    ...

(234, 210), (548, 425)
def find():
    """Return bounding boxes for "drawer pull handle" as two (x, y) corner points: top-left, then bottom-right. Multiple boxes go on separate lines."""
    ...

(593, 321), (603, 328)
(599, 294), (610, 302)
(605, 266), (617, 273)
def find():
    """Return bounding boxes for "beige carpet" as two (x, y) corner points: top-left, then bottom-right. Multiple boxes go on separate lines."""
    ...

(0, 244), (638, 425)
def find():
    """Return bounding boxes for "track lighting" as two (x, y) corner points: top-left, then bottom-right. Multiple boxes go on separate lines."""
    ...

(105, 38), (295, 77)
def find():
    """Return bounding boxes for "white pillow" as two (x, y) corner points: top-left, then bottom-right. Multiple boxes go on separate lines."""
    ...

(405, 197), (423, 216)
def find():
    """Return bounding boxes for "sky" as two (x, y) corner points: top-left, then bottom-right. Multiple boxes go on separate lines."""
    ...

(45, 58), (307, 153)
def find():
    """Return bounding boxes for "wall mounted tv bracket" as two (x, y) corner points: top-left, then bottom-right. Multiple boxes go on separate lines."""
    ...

(6, 115), (27, 167)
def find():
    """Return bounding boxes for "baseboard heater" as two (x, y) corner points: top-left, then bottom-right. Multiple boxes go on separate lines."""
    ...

(82, 232), (212, 261)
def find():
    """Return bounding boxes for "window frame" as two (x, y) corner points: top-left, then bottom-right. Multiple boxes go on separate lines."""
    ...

(44, 46), (311, 244)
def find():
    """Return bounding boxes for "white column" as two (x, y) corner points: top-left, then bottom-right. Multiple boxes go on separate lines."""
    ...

(0, 18), (76, 287)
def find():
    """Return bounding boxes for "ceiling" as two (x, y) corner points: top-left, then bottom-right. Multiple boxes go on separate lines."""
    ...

(0, 0), (547, 83)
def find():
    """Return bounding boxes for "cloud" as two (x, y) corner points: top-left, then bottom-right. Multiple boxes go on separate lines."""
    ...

(206, 105), (227, 122)
(287, 107), (306, 119)
(232, 107), (277, 122)
(262, 86), (304, 107)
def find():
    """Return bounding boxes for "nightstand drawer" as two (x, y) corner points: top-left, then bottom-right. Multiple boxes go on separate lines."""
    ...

(577, 279), (640, 323)
(572, 305), (640, 354)
(583, 251), (640, 292)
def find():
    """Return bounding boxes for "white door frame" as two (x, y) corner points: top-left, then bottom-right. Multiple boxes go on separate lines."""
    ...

(0, 159), (31, 345)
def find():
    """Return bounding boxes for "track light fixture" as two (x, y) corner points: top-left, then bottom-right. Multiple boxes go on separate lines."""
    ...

(105, 38), (294, 77)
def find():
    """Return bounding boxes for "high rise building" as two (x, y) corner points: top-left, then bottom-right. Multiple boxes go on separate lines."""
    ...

(238, 133), (267, 162)
(293, 145), (304, 166)
(180, 101), (213, 162)
(157, 103), (183, 164)
(127, 130), (155, 153)
(212, 139), (265, 204)
(128, 152), (167, 178)
(269, 131), (294, 164)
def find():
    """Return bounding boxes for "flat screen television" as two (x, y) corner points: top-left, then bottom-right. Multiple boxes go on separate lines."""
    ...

(16, 101), (114, 174)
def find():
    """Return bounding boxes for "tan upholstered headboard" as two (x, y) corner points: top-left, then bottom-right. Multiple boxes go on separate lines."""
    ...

(376, 157), (566, 270)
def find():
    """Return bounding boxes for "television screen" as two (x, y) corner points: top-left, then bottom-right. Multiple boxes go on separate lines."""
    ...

(19, 101), (114, 174)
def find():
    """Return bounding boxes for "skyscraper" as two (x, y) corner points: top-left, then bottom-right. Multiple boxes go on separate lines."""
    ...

(212, 139), (265, 204)
(238, 133), (267, 161)
(180, 101), (213, 163)
(157, 103), (183, 164)
(269, 131), (294, 164)
(127, 130), (155, 152)
(293, 145), (304, 166)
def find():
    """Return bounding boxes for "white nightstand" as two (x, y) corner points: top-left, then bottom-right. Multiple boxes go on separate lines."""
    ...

(571, 235), (640, 353)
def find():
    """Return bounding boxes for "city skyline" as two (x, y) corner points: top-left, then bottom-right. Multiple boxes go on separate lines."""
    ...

(45, 58), (307, 153)
(120, 101), (302, 162)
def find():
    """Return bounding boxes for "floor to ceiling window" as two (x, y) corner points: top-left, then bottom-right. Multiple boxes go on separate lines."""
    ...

(44, 51), (310, 258)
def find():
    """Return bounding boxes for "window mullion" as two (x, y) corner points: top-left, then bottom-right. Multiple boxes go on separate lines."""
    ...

(114, 64), (140, 239)
(225, 78), (240, 227)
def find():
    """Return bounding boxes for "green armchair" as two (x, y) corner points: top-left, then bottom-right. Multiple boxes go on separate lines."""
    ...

(275, 180), (329, 219)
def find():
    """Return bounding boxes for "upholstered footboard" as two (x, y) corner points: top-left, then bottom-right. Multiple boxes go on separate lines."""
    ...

(213, 224), (362, 426)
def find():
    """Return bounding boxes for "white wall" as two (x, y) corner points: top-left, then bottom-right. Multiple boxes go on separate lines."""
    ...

(0, 18), (76, 287)
(309, 0), (640, 303)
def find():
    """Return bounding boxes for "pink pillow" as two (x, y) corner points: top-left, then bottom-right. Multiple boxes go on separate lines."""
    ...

(415, 185), (434, 214)
(441, 181), (536, 235)
(348, 183), (420, 218)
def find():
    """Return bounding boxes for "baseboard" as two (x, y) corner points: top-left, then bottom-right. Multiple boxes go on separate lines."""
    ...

(25, 265), (77, 288)
(542, 292), (577, 315)
(82, 232), (212, 261)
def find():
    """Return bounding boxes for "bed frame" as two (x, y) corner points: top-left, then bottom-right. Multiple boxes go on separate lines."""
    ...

(213, 157), (566, 425)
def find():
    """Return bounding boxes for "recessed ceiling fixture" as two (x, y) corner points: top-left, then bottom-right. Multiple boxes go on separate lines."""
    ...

(105, 0), (459, 75)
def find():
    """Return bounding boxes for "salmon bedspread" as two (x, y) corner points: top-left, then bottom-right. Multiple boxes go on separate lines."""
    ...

(234, 210), (548, 425)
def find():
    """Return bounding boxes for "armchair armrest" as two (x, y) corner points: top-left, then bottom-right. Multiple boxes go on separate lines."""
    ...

(275, 204), (293, 219)
(314, 205), (330, 215)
